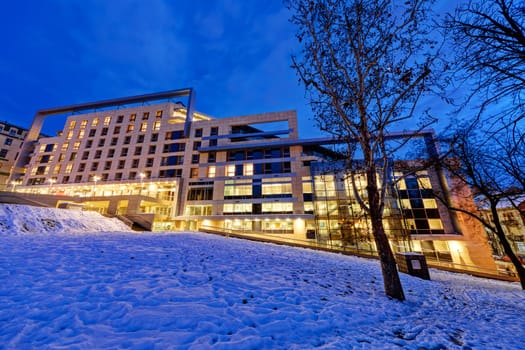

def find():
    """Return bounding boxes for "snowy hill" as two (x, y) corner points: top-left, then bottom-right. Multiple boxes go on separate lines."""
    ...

(0, 204), (130, 234)
(0, 205), (524, 348)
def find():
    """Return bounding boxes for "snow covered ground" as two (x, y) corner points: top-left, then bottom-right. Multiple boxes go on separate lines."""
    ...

(0, 205), (524, 349)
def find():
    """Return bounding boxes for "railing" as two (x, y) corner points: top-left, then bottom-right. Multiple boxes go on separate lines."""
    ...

(198, 225), (518, 282)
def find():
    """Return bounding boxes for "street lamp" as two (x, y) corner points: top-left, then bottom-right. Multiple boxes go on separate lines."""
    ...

(47, 178), (56, 194)
(10, 180), (21, 192)
(92, 175), (100, 195)
(138, 172), (146, 194)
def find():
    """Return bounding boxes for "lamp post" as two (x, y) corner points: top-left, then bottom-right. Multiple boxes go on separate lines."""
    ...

(92, 175), (100, 195)
(10, 180), (21, 192)
(138, 172), (146, 194)
(47, 178), (56, 194)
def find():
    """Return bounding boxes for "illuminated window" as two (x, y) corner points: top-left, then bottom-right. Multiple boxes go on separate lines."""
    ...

(69, 120), (76, 129)
(207, 166), (216, 178)
(127, 124), (134, 132)
(65, 163), (73, 174)
(262, 202), (293, 213)
(153, 121), (161, 130)
(61, 143), (69, 152)
(142, 112), (149, 120)
(156, 110), (163, 118)
(190, 168), (198, 178)
(130, 114), (136, 121)
(226, 165), (235, 177)
(104, 116), (111, 126)
(92, 118), (99, 126)
(58, 153), (65, 161)
(66, 131), (74, 140)
(244, 163), (253, 176)
(140, 122), (148, 132)
(53, 164), (61, 175)
(77, 130), (85, 139)
(73, 141), (81, 150)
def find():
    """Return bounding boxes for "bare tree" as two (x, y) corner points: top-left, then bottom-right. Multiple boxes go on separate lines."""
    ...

(440, 120), (525, 289)
(287, 0), (445, 300)
(440, 0), (525, 287)
(447, 0), (525, 119)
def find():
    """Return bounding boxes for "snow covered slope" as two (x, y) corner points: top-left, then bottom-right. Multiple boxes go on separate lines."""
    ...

(0, 204), (130, 234)
(0, 232), (524, 349)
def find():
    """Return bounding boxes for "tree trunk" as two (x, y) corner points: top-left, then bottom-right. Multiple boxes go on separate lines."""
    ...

(367, 166), (406, 301)
(491, 205), (525, 289)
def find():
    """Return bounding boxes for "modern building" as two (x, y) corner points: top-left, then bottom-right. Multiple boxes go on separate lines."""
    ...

(7, 89), (496, 271)
(480, 203), (525, 257)
(0, 121), (29, 190)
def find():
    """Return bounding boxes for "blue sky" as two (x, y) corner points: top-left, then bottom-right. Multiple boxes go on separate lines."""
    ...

(0, 1), (459, 138)
(0, 0), (317, 136)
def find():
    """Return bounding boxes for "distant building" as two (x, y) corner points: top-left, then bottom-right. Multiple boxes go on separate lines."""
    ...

(7, 89), (496, 271)
(480, 203), (525, 257)
(0, 121), (29, 190)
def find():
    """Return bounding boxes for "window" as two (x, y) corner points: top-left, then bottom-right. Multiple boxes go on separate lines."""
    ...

(107, 149), (115, 157)
(207, 166), (216, 178)
(74, 175), (82, 183)
(73, 141), (81, 150)
(129, 114), (136, 122)
(190, 168), (198, 178)
(117, 115), (124, 123)
(131, 159), (139, 168)
(92, 118), (99, 126)
(81, 151), (89, 160)
(69, 120), (76, 129)
(124, 136), (131, 145)
(137, 135), (145, 143)
(151, 133), (159, 142)
(78, 163), (86, 172)
(77, 130), (85, 139)
(104, 161), (111, 170)
(113, 126), (121, 134)
(61, 143), (69, 151)
(140, 122), (148, 132)
(146, 158), (154, 167)
(153, 121), (161, 131)
(101, 128), (108, 136)
(142, 112), (150, 120)
(156, 110), (163, 118)
(127, 124), (134, 133)
(91, 162), (99, 171)
(5, 138), (12, 145)
(85, 140), (93, 148)
(98, 139), (105, 147)
(111, 137), (118, 146)
(209, 139), (218, 147)
(226, 165), (235, 177)
(148, 145), (156, 154)
(210, 127), (218, 136)
(89, 129), (96, 137)
(69, 152), (77, 161)
(118, 160), (125, 169)
(65, 164), (73, 174)
(94, 150), (102, 159)
(104, 116), (111, 126)
(134, 146), (142, 156)
(80, 120), (88, 128)
(66, 131), (73, 140)
(192, 154), (200, 164)
(0, 149), (7, 158)
(193, 141), (201, 151)
(195, 128), (203, 137)
(208, 152), (216, 163)
(121, 148), (128, 157)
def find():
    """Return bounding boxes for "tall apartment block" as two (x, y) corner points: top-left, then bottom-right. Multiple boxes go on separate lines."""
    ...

(8, 89), (496, 270)
(0, 121), (29, 190)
